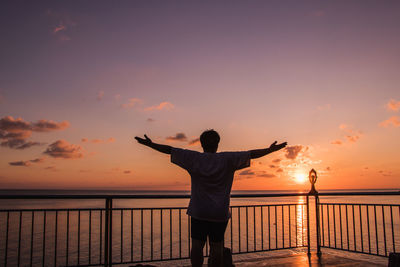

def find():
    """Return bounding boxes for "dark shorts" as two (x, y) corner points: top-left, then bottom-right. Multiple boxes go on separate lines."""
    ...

(191, 217), (228, 242)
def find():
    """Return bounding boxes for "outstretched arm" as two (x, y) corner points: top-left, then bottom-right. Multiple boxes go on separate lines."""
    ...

(134, 134), (172, 154)
(249, 141), (287, 159)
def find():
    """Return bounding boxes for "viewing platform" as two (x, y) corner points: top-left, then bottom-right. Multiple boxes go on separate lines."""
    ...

(1, 172), (399, 266)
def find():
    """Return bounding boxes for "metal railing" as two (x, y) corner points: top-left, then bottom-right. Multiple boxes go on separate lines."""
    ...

(1, 188), (400, 266)
(317, 192), (400, 257)
(0, 193), (309, 267)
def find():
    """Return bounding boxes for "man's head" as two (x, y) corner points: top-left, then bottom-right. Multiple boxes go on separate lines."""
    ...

(200, 129), (220, 153)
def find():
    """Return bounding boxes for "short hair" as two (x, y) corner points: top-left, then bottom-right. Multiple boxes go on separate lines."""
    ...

(200, 129), (220, 151)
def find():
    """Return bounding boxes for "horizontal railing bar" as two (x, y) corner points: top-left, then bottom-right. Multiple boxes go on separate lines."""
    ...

(0, 191), (398, 200)
(0, 208), (105, 212)
(0, 203), (306, 212)
(0, 193), (310, 199)
(319, 203), (399, 207)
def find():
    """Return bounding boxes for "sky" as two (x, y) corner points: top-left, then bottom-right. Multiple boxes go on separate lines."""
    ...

(1, 1), (399, 190)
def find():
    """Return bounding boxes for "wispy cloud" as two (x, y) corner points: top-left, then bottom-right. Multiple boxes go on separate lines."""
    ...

(379, 116), (400, 128)
(9, 157), (45, 167)
(43, 140), (84, 159)
(238, 169), (255, 176)
(121, 98), (141, 109)
(332, 124), (363, 145)
(82, 137), (115, 144)
(145, 101), (174, 111)
(238, 169), (276, 179)
(166, 133), (187, 142)
(330, 139), (343, 145)
(32, 120), (70, 132)
(53, 24), (66, 33)
(386, 99), (400, 112)
(9, 161), (31, 167)
(46, 9), (76, 41)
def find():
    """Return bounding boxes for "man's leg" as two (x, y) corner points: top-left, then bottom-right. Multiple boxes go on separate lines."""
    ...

(208, 220), (228, 267)
(209, 241), (224, 267)
(191, 238), (206, 267)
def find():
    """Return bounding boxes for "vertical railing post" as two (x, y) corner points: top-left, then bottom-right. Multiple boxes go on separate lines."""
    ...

(104, 197), (113, 267)
(306, 195), (311, 255)
(315, 195), (321, 255)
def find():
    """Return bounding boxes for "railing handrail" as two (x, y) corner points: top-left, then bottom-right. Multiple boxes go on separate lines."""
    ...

(0, 191), (399, 199)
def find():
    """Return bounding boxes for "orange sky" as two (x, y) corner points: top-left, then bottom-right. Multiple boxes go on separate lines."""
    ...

(1, 1), (399, 190)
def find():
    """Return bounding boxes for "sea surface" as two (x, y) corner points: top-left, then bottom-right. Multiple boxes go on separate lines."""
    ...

(0, 189), (399, 266)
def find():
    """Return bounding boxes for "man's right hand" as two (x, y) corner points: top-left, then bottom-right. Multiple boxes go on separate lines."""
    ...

(269, 141), (287, 152)
(135, 134), (153, 146)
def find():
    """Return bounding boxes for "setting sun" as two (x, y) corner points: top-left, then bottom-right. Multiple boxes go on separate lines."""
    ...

(294, 173), (307, 184)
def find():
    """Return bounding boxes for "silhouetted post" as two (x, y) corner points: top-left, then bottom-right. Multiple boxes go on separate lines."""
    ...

(105, 197), (113, 267)
(308, 169), (321, 256)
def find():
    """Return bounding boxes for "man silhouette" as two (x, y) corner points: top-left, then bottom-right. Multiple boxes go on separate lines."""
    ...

(135, 130), (287, 267)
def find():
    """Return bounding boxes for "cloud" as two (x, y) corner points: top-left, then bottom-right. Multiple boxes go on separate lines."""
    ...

(82, 137), (115, 144)
(46, 9), (76, 41)
(378, 170), (392, 177)
(43, 140), (83, 159)
(9, 157), (45, 167)
(0, 116), (31, 132)
(44, 166), (58, 171)
(386, 99), (400, 112)
(9, 161), (31, 167)
(0, 116), (69, 132)
(238, 169), (275, 179)
(145, 101), (174, 111)
(32, 120), (70, 132)
(121, 98), (141, 109)
(345, 135), (361, 143)
(97, 91), (104, 101)
(258, 173), (276, 178)
(188, 138), (200, 146)
(53, 24), (66, 33)
(331, 139), (343, 145)
(239, 169), (255, 176)
(333, 124), (363, 144)
(0, 116), (69, 150)
(166, 133), (187, 142)
(284, 145), (303, 160)
(379, 116), (400, 128)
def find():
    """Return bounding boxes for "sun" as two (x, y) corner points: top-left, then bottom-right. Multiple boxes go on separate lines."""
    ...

(294, 172), (307, 184)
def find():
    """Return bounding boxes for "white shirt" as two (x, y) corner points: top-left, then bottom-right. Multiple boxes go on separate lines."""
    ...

(171, 148), (251, 222)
